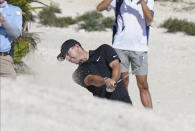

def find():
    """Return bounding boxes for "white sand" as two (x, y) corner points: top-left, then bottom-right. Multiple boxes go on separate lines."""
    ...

(1, 0), (195, 131)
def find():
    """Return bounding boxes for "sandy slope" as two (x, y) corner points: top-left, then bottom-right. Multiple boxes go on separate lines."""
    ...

(1, 0), (195, 131)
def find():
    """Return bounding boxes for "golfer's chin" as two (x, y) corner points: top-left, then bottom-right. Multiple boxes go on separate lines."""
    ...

(70, 59), (84, 65)
(70, 61), (80, 65)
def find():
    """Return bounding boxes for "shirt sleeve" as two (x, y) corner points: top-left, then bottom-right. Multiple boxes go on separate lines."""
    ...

(3, 6), (22, 38)
(147, 0), (154, 13)
(72, 66), (90, 87)
(107, 0), (116, 11)
(100, 44), (120, 65)
(13, 7), (22, 31)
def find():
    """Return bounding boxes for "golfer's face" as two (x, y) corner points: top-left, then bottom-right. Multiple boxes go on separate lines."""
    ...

(65, 46), (80, 64)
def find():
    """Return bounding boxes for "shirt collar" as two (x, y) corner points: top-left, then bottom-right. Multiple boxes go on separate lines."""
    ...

(0, 1), (7, 8)
(78, 50), (96, 66)
(89, 50), (95, 57)
(85, 50), (99, 63)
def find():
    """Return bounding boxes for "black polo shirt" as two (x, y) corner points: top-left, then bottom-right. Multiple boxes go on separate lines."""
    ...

(72, 44), (132, 104)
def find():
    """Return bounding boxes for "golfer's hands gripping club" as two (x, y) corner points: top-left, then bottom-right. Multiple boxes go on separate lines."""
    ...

(104, 77), (116, 92)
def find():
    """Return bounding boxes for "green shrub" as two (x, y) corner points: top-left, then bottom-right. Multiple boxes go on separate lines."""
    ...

(76, 11), (103, 22)
(79, 20), (105, 31)
(76, 11), (102, 31)
(38, 7), (115, 31)
(154, 0), (182, 2)
(56, 17), (76, 27)
(38, 4), (76, 27)
(102, 17), (115, 28)
(161, 18), (195, 36)
(77, 11), (114, 31)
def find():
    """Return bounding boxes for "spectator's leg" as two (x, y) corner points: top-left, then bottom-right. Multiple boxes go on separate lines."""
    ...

(114, 48), (130, 91)
(0, 55), (16, 78)
(121, 72), (129, 91)
(136, 75), (152, 108)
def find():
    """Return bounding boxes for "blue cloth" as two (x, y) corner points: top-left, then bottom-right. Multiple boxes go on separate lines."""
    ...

(0, 1), (22, 53)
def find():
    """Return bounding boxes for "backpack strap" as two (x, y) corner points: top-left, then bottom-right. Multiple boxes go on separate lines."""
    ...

(112, 0), (123, 43)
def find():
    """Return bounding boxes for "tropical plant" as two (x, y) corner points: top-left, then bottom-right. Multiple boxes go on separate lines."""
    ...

(7, 0), (47, 31)
(13, 32), (38, 63)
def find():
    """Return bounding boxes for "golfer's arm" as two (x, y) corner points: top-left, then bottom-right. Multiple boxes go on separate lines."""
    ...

(109, 59), (121, 81)
(84, 60), (121, 87)
(84, 75), (105, 87)
(96, 0), (113, 11)
(140, 0), (154, 22)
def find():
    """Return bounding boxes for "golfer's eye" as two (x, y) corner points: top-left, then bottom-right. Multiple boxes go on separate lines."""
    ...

(65, 55), (71, 60)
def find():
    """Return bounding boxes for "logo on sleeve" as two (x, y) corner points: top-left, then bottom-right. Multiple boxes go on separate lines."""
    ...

(16, 11), (21, 16)
(96, 56), (101, 62)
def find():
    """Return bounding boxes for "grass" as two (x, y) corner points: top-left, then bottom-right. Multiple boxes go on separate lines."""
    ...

(161, 18), (195, 36)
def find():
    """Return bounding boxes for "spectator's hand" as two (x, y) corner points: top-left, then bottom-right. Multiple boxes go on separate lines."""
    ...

(105, 78), (116, 89)
(0, 13), (3, 21)
(0, 13), (5, 24)
(139, 0), (145, 3)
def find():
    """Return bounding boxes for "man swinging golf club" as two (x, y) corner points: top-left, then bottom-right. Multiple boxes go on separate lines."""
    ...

(57, 39), (132, 104)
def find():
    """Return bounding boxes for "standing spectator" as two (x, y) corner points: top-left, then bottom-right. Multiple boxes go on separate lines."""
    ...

(97, 0), (154, 108)
(0, 0), (22, 78)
